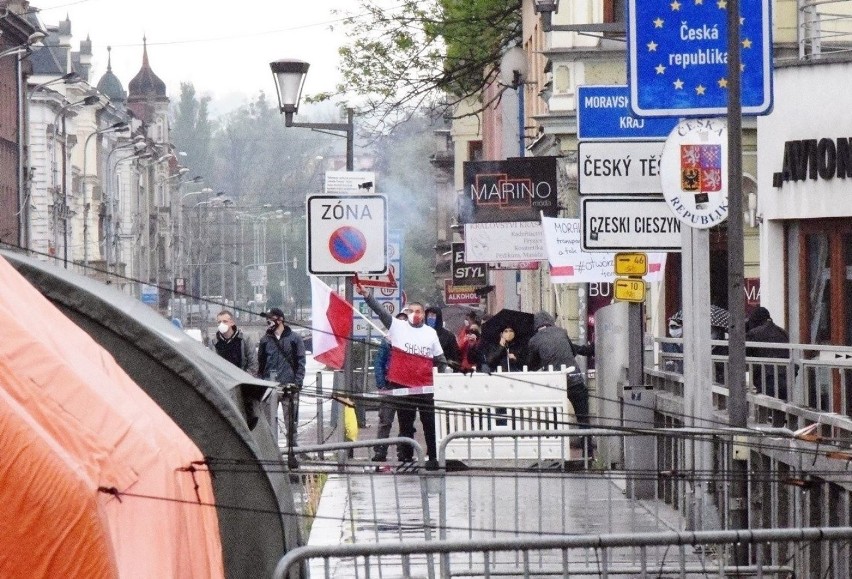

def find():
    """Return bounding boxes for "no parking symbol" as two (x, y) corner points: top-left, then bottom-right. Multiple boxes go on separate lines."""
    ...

(307, 195), (388, 275)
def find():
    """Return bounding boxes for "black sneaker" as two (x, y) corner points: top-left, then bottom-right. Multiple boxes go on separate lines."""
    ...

(371, 453), (387, 462)
(425, 459), (440, 471)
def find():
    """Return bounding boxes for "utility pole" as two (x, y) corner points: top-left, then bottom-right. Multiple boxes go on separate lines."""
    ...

(726, 0), (749, 564)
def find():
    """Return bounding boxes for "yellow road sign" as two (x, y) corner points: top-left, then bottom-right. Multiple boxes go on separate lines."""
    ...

(614, 278), (647, 303)
(614, 252), (648, 276)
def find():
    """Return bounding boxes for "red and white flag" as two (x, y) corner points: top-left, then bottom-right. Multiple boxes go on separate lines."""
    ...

(310, 275), (353, 369)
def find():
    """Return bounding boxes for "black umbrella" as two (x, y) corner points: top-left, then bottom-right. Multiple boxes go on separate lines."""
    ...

(670, 305), (730, 329)
(481, 309), (536, 347)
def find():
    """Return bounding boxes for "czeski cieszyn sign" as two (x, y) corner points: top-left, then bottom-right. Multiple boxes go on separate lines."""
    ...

(660, 119), (728, 229)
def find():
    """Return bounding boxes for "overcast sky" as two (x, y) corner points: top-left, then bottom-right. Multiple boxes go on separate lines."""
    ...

(35, 0), (354, 108)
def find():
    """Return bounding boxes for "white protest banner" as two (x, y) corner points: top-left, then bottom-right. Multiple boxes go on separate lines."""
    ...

(463, 221), (545, 263)
(541, 217), (667, 284)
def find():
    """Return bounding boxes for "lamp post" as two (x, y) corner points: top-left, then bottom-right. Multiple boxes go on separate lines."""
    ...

(3, 30), (47, 249)
(174, 183), (208, 324)
(51, 94), (100, 267)
(103, 137), (147, 271)
(269, 59), (354, 170)
(271, 59), (355, 464)
(82, 121), (128, 267)
(193, 193), (234, 323)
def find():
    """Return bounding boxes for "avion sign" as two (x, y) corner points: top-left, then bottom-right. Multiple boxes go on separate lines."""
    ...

(458, 157), (558, 224)
(773, 137), (852, 187)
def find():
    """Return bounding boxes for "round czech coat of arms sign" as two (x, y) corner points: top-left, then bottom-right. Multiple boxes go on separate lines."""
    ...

(660, 119), (729, 229)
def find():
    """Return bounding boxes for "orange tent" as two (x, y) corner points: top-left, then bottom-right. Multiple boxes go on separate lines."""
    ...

(0, 256), (224, 578)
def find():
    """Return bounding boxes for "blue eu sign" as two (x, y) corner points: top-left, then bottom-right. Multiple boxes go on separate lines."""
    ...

(577, 85), (679, 140)
(627, 0), (772, 117)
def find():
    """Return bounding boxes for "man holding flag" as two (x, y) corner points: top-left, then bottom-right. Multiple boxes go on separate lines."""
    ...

(355, 282), (447, 469)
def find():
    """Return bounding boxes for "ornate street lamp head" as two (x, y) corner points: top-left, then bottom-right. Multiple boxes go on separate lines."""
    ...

(269, 59), (310, 118)
(533, 0), (559, 14)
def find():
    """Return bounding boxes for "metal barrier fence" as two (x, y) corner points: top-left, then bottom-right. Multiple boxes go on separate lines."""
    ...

(274, 525), (852, 578)
(289, 438), (435, 579)
(434, 368), (573, 461)
(656, 337), (852, 436)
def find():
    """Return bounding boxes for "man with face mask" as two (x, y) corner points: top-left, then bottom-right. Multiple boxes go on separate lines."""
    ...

(213, 310), (257, 375)
(425, 306), (461, 369)
(662, 316), (684, 374)
(258, 308), (306, 459)
(356, 284), (447, 469)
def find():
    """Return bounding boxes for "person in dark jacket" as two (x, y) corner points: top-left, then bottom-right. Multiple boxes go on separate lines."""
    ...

(746, 307), (791, 398)
(425, 306), (461, 368)
(258, 308), (306, 455)
(527, 311), (594, 429)
(372, 312), (408, 462)
(213, 310), (257, 375)
(484, 325), (526, 372)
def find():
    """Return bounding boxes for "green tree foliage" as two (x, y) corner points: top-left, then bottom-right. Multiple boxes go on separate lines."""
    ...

(330, 0), (520, 130)
(172, 83), (215, 182)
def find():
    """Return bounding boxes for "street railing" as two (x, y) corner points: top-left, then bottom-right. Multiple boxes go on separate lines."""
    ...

(274, 525), (852, 579)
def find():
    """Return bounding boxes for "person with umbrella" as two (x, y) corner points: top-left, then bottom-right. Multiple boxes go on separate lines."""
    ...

(668, 305), (730, 383)
(484, 325), (526, 372)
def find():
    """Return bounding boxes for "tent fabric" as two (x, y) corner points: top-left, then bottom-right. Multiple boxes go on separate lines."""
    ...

(1, 250), (302, 579)
(0, 384), (117, 579)
(0, 256), (224, 577)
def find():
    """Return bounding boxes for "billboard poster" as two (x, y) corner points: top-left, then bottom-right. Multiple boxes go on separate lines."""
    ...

(458, 156), (559, 224)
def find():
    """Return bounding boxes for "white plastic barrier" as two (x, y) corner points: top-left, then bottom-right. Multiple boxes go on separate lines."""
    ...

(433, 368), (573, 460)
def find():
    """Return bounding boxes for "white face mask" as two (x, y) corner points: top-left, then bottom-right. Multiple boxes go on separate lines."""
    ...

(217, 322), (230, 334)
(669, 326), (683, 338)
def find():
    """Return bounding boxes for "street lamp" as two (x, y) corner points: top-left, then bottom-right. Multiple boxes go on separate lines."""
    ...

(103, 136), (147, 269)
(51, 94), (101, 267)
(6, 30), (48, 250)
(82, 121), (129, 267)
(533, 0), (623, 34)
(271, 59), (356, 464)
(108, 148), (152, 274)
(269, 59), (354, 171)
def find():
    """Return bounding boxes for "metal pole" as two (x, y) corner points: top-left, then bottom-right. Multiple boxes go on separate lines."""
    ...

(343, 109), (355, 411)
(62, 115), (69, 268)
(726, 0), (749, 556)
(517, 84), (525, 158)
(220, 207), (225, 305)
(17, 53), (28, 251)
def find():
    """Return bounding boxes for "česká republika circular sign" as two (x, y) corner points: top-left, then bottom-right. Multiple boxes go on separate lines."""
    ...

(660, 118), (728, 229)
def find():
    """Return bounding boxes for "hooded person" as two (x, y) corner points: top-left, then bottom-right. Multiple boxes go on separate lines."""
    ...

(745, 307), (791, 398)
(527, 311), (594, 430)
(425, 306), (461, 369)
(484, 324), (526, 372)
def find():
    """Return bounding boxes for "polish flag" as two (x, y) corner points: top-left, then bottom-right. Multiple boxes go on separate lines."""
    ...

(310, 275), (353, 369)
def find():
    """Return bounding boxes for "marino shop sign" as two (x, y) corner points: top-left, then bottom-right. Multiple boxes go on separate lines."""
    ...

(458, 157), (559, 224)
(773, 137), (852, 187)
